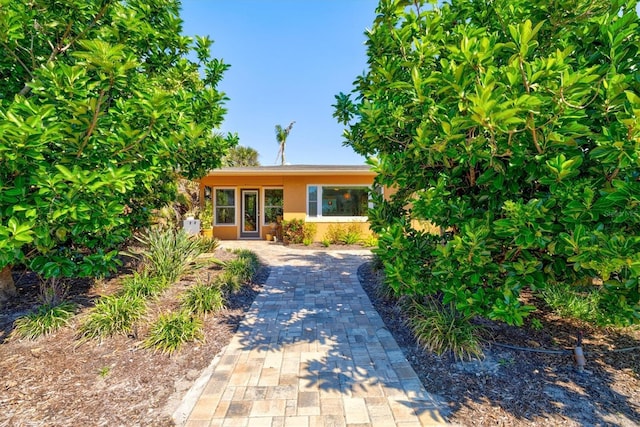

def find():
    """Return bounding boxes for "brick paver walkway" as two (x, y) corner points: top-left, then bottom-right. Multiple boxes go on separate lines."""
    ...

(177, 241), (448, 427)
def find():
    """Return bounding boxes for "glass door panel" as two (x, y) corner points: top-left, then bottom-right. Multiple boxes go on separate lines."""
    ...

(241, 190), (259, 238)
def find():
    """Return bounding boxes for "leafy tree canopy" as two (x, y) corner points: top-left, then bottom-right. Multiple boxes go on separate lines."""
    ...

(0, 0), (235, 280)
(335, 0), (640, 325)
(223, 145), (260, 167)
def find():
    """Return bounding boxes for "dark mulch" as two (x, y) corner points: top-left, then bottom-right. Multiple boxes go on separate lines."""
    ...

(358, 261), (640, 426)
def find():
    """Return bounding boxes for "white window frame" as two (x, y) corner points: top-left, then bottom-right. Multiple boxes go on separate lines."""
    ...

(306, 184), (370, 222)
(262, 187), (284, 226)
(214, 187), (236, 226)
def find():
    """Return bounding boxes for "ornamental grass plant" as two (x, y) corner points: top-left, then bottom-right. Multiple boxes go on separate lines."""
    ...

(78, 293), (146, 340)
(143, 311), (204, 354)
(406, 297), (485, 361)
(182, 282), (225, 316)
(12, 301), (77, 340)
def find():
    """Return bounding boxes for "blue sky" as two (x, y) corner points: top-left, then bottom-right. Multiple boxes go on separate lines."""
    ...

(180, 0), (379, 166)
(180, 2), (640, 166)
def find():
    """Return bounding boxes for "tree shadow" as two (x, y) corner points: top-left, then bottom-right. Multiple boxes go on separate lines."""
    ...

(357, 259), (640, 426)
(229, 248), (451, 423)
(224, 241), (640, 426)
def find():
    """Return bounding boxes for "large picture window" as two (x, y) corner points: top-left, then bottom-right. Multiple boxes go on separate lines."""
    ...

(307, 186), (369, 218)
(215, 188), (235, 225)
(263, 188), (283, 224)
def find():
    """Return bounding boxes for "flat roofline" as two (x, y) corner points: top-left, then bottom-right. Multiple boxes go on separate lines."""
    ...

(205, 165), (375, 176)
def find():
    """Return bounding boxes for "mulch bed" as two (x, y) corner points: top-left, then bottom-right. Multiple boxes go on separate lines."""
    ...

(358, 261), (640, 426)
(0, 249), (268, 427)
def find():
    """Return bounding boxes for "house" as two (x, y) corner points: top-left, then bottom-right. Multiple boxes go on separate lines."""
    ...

(198, 165), (377, 240)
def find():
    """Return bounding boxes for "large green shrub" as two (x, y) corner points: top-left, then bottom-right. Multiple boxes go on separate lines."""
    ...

(335, 0), (640, 325)
(0, 0), (234, 287)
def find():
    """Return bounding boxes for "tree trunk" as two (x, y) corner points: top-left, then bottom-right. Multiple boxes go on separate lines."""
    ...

(0, 265), (17, 301)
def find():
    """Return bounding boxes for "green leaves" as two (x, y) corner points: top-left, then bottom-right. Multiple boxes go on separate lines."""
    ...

(0, 0), (231, 279)
(338, 0), (640, 326)
(508, 20), (544, 58)
(542, 154), (583, 183)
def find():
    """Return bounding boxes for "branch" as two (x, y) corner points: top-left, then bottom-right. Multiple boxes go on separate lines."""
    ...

(518, 56), (543, 154)
(467, 127), (476, 186)
(76, 89), (106, 158)
(559, 80), (602, 110)
(115, 118), (157, 155)
(18, 2), (112, 97)
(1, 42), (34, 82)
(608, 167), (620, 182)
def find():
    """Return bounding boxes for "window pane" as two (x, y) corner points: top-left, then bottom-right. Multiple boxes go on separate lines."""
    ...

(308, 186), (318, 216)
(264, 207), (283, 224)
(216, 207), (235, 224)
(321, 186), (369, 217)
(216, 189), (234, 206)
(215, 189), (235, 224)
(264, 189), (283, 206)
(264, 189), (283, 224)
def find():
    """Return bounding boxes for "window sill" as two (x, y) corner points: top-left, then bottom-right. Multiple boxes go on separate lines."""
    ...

(305, 216), (368, 223)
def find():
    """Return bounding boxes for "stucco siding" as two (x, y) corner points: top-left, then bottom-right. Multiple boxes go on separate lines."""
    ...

(199, 167), (377, 241)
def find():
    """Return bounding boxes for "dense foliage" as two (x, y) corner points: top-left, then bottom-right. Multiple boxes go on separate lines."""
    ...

(0, 0), (233, 282)
(222, 145), (260, 167)
(335, 0), (640, 325)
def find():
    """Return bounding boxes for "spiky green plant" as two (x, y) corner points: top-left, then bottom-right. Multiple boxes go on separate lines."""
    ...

(194, 235), (220, 253)
(362, 235), (379, 248)
(134, 228), (204, 284)
(216, 269), (242, 294)
(215, 250), (259, 293)
(12, 301), (77, 340)
(407, 298), (484, 361)
(182, 283), (225, 316)
(78, 294), (146, 339)
(323, 224), (345, 245)
(143, 311), (204, 354)
(234, 249), (259, 265)
(376, 280), (400, 301)
(121, 272), (168, 298)
(225, 258), (254, 283)
(342, 231), (362, 245)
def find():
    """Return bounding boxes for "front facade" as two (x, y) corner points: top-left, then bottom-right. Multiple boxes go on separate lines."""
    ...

(199, 165), (377, 240)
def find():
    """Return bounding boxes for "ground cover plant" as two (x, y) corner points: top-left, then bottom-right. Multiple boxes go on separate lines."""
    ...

(12, 301), (77, 340)
(358, 260), (640, 426)
(182, 282), (225, 317)
(143, 311), (204, 355)
(335, 0), (640, 337)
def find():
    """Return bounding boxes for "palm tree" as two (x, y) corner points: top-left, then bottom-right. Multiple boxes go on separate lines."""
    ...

(223, 145), (260, 167)
(275, 121), (295, 165)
